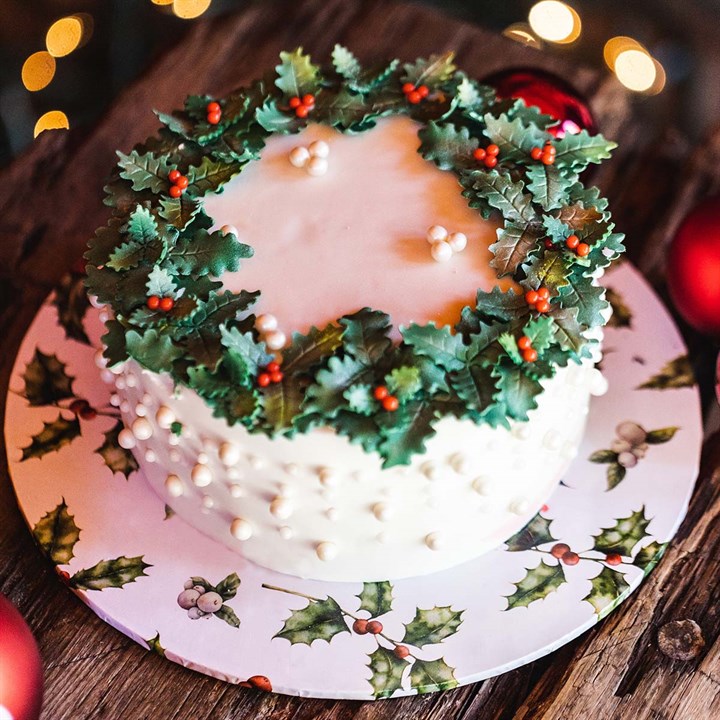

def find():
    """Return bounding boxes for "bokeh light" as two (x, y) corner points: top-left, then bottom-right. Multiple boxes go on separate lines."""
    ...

(173, 0), (213, 19)
(21, 51), (56, 92)
(46, 14), (94, 58)
(502, 23), (543, 50)
(603, 36), (645, 71)
(33, 110), (70, 138)
(528, 1), (581, 44)
(151, 0), (174, 5)
(614, 48), (657, 92)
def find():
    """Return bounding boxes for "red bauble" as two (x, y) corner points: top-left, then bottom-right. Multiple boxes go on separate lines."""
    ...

(0, 594), (43, 720)
(484, 68), (596, 138)
(667, 196), (720, 335)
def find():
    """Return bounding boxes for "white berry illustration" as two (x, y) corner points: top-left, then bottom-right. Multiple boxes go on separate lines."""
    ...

(197, 591), (223, 613)
(177, 588), (201, 609)
(176, 574), (242, 628)
(187, 607), (208, 620)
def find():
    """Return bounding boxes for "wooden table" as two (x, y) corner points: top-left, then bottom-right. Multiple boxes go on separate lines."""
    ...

(1, 1), (719, 717)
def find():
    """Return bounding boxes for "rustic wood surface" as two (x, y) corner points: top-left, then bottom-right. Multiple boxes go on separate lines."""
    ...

(1, 1), (718, 718)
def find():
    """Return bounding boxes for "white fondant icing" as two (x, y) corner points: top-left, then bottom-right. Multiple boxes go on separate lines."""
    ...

(509, 498), (530, 515)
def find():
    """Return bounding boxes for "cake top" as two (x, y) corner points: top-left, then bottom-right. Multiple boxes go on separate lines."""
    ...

(86, 47), (624, 467)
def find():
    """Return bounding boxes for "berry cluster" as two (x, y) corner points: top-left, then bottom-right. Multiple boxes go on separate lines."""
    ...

(69, 398), (97, 420)
(374, 385), (399, 412)
(611, 421), (649, 469)
(530, 141), (556, 165)
(517, 335), (538, 363)
(289, 94), (315, 118)
(257, 361), (284, 388)
(206, 101), (222, 125)
(524, 286), (551, 313)
(177, 580), (224, 620)
(401, 82), (429, 104)
(550, 543), (622, 567)
(167, 169), (189, 198)
(564, 233), (590, 258)
(146, 295), (175, 312)
(473, 143), (500, 169)
(426, 224), (467, 263)
(353, 618), (410, 659)
(288, 139), (330, 177)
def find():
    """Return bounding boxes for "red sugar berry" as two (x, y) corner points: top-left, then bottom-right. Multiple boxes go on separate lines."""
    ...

(522, 347), (538, 363)
(484, 156), (498, 169)
(486, 143), (500, 157)
(407, 90), (422, 104)
(561, 550), (580, 566)
(605, 553), (622, 566)
(550, 543), (570, 559)
(373, 386), (389, 401)
(247, 676), (272, 692)
(79, 406), (97, 420)
(169, 185), (183, 198)
(544, 239), (555, 249)
(565, 234), (580, 250)
(382, 395), (399, 412)
(473, 147), (487, 161)
(289, 96), (301, 109)
(69, 399), (89, 414)
(267, 361), (280, 373)
(525, 290), (539, 305)
(58, 569), (71, 584)
(517, 336), (532, 351)
(295, 105), (309, 119)
(576, 242), (590, 257)
(270, 370), (284, 383)
(530, 147), (543, 161)
(366, 620), (383, 635)
(175, 175), (189, 190)
(302, 94), (315, 107)
(535, 299), (551, 313)
(402, 82), (415, 94)
(394, 644), (410, 659)
(168, 169), (181, 183)
(352, 618), (369, 635)
(417, 84), (429, 98)
(541, 153), (555, 166)
(207, 111), (221, 125)
(159, 297), (174, 312)
(147, 295), (161, 310)
(257, 373), (271, 388)
(206, 101), (221, 114)
(537, 287), (550, 300)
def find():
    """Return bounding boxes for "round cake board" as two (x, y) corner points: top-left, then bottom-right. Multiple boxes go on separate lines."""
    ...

(4, 262), (703, 700)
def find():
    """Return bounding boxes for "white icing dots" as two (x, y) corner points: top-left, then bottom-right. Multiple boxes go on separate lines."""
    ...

(325, 507), (338, 522)
(142, 393), (153, 406)
(125, 374), (137, 388)
(512, 423), (531, 440)
(248, 455), (265, 470)
(315, 541), (338, 562)
(135, 403), (147, 417)
(169, 450), (181, 463)
(230, 518), (253, 541)
(165, 474), (183, 498)
(472, 476), (492, 495)
(131, 417), (153, 441)
(218, 441), (241, 467)
(220, 224), (238, 237)
(255, 314), (278, 333)
(155, 405), (176, 429)
(168, 433), (180, 446)
(197, 451), (209, 465)
(543, 430), (561, 451)
(421, 461), (440, 481)
(144, 449), (157, 463)
(288, 146), (310, 168)
(509, 498), (530, 515)
(284, 462), (300, 477)
(100, 370), (114, 383)
(202, 496), (214, 509)
(118, 428), (136, 449)
(426, 225), (467, 262)
(279, 526), (293, 540)
(317, 467), (337, 487)
(191, 463), (212, 487)
(270, 496), (293, 519)
(449, 453), (469, 474)
(372, 502), (393, 522)
(94, 349), (107, 369)
(265, 330), (287, 350)
(425, 532), (444, 551)
(590, 369), (609, 396)
(289, 141), (330, 175)
(229, 483), (244, 498)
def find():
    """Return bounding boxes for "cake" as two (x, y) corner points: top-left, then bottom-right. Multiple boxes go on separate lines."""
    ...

(86, 48), (622, 581)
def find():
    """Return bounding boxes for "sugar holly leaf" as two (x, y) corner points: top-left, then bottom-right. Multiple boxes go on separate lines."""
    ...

(255, 98), (297, 134)
(159, 194), (202, 230)
(633, 540), (667, 573)
(145, 632), (166, 657)
(333, 410), (382, 454)
(21, 413), (81, 461)
(377, 400), (437, 468)
(367, 646), (408, 699)
(386, 366), (422, 401)
(101, 320), (128, 367)
(402, 606), (464, 648)
(474, 286), (526, 322)
(22, 349), (75, 406)
(154, 109), (192, 137)
(523, 315), (555, 353)
(495, 365), (543, 421)
(506, 512), (556, 551)
(542, 214), (571, 244)
(592, 507), (651, 556)
(606, 463), (626, 490)
(168, 229), (252, 277)
(638, 356), (694, 390)
(349, 59), (400, 94)
(125, 205), (159, 243)
(582, 566), (630, 618)
(96, 420), (139, 479)
(483, 112), (547, 162)
(217, 386), (261, 427)
(606, 287), (632, 329)
(303, 355), (371, 416)
(558, 271), (608, 326)
(220, 326), (273, 377)
(340, 308), (392, 365)
(263, 380), (304, 431)
(490, 221), (542, 276)
(116, 150), (171, 193)
(556, 203), (603, 231)
(549, 305), (586, 355)
(645, 427), (680, 444)
(126, 329), (182, 372)
(525, 164), (576, 212)
(456, 76), (494, 110)
(274, 596), (349, 645)
(70, 556), (151, 591)
(283, 323), (346, 375)
(107, 238), (167, 272)
(146, 266), (177, 298)
(275, 48), (321, 97)
(53, 272), (91, 345)
(402, 52), (456, 87)
(215, 605), (241, 628)
(552, 129), (616, 171)
(498, 333), (523, 365)
(418, 121), (478, 170)
(401, 323), (465, 372)
(215, 572), (241, 601)
(523, 251), (570, 291)
(505, 558), (566, 609)
(461, 168), (535, 224)
(187, 157), (243, 196)
(499, 98), (557, 130)
(317, 87), (380, 131)
(449, 363), (496, 412)
(32, 500), (80, 565)
(343, 384), (375, 415)
(357, 581), (394, 617)
(589, 449), (619, 463)
(188, 366), (231, 399)
(409, 658), (458, 694)
(332, 44), (361, 79)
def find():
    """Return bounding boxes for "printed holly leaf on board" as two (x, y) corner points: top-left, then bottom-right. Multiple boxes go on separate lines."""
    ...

(505, 558), (566, 609)
(483, 112), (548, 162)
(367, 646), (408, 699)
(116, 150), (171, 193)
(274, 596), (349, 645)
(638, 356), (695, 390)
(377, 400), (438, 468)
(495, 365), (543, 421)
(490, 221), (543, 277)
(633, 541), (667, 574)
(158, 194), (202, 230)
(32, 500), (81, 565)
(21, 413), (81, 461)
(461, 168), (535, 224)
(606, 463), (626, 491)
(216, 605), (241, 628)
(215, 572), (241, 601)
(505, 512), (556, 551)
(283, 323), (346, 375)
(402, 52), (456, 86)
(401, 323), (465, 372)
(255, 98), (298, 134)
(357, 581), (394, 617)
(125, 204), (158, 243)
(525, 163), (577, 212)
(145, 632), (165, 657)
(187, 157), (243, 196)
(386, 366), (422, 401)
(582, 566), (630, 618)
(96, 420), (139, 479)
(126, 329), (182, 372)
(552, 129), (616, 171)
(606, 287), (632, 328)
(409, 658), (458, 694)
(275, 48), (321, 97)
(70, 556), (151, 591)
(646, 427), (680, 444)
(168, 229), (253, 277)
(402, 606), (464, 648)
(592, 507), (651, 556)
(53, 272), (91, 345)
(418, 121), (478, 170)
(22, 349), (75, 406)
(558, 271), (608, 326)
(589, 449), (619, 463)
(340, 308), (392, 365)
(303, 355), (372, 416)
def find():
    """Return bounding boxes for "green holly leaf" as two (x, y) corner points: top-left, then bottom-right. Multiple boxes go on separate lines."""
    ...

(283, 323), (346, 375)
(418, 121), (478, 170)
(263, 380), (305, 431)
(633, 540), (667, 573)
(638, 356), (694, 390)
(187, 156), (243, 196)
(145, 266), (177, 298)
(402, 51), (456, 86)
(606, 463), (626, 490)
(592, 507), (651, 556)
(70, 555), (151, 591)
(483, 112), (548, 162)
(449, 363), (497, 413)
(401, 323), (465, 372)
(340, 309), (392, 365)
(145, 632), (165, 657)
(523, 251), (570, 291)
(367, 646), (408, 699)
(505, 512), (556, 551)
(274, 596), (349, 645)
(101, 320), (128, 367)
(21, 413), (81, 461)
(505, 558), (566, 609)
(22, 349), (75, 406)
(96, 420), (139, 479)
(187, 366), (230, 399)
(116, 150), (171, 193)
(333, 410), (382, 454)
(409, 657), (458, 694)
(402, 606), (464, 648)
(523, 315), (555, 353)
(303, 355), (372, 416)
(348, 59), (400, 94)
(53, 272), (91, 345)
(275, 48), (321, 97)
(589, 449), (619, 463)
(606, 287), (632, 328)
(461, 168), (535, 224)
(343, 384), (375, 415)
(217, 386), (261, 427)
(377, 400), (437, 468)
(155, 108), (192, 136)
(125, 205), (159, 243)
(220, 326), (273, 382)
(386, 366), (422, 401)
(497, 97), (557, 130)
(558, 271), (608, 326)
(490, 221), (542, 277)
(552, 129), (616, 171)
(126, 329), (182, 372)
(357, 581), (394, 617)
(556, 203), (603, 231)
(645, 427), (680, 444)
(317, 87), (381, 132)
(495, 365), (543, 421)
(582, 566), (630, 618)
(255, 98), (297, 133)
(32, 500), (81, 565)
(215, 605), (241, 628)
(158, 194), (202, 230)
(168, 229), (252, 277)
(332, 44), (361, 79)
(525, 164), (576, 212)
(474, 286), (526, 321)
(456, 76), (493, 110)
(498, 332), (524, 365)
(549, 305), (586, 355)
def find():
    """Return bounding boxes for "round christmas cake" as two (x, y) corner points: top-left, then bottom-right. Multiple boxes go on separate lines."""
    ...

(86, 48), (622, 581)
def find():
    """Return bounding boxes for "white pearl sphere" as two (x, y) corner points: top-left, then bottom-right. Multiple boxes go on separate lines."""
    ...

(421, 461), (440, 481)
(372, 502), (393, 522)
(155, 405), (175, 429)
(590, 369), (609, 396)
(449, 453), (469, 474)
(218, 441), (241, 467)
(131, 417), (153, 441)
(509, 497), (530, 515)
(94, 349), (107, 369)
(289, 146), (310, 168)
(191, 463), (212, 487)
(230, 518), (253, 541)
(308, 140), (330, 158)
(118, 428), (136, 449)
(318, 467), (337, 487)
(265, 330), (287, 350)
(100, 370), (114, 384)
(279, 526), (293, 540)
(270, 496), (293, 519)
(135, 403), (147, 417)
(229, 484), (244, 498)
(425, 532), (444, 551)
(447, 232), (468, 253)
(220, 224), (238, 237)
(255, 313), (278, 333)
(472, 476), (492, 495)
(165, 474), (183, 498)
(306, 156), (328, 177)
(431, 241), (453, 263)
(316, 541), (338, 561)
(426, 225), (448, 243)
(144, 449), (157, 463)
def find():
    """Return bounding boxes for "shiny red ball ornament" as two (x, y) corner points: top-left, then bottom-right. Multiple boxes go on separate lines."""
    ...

(667, 196), (720, 335)
(0, 594), (43, 720)
(484, 68), (596, 139)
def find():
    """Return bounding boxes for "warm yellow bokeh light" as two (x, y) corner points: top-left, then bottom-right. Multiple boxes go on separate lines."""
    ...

(603, 36), (644, 71)
(46, 16), (83, 57)
(21, 51), (56, 91)
(173, 0), (213, 19)
(614, 48), (657, 92)
(34, 110), (70, 138)
(528, 1), (580, 44)
(152, 0), (174, 5)
(502, 23), (543, 50)
(646, 58), (667, 95)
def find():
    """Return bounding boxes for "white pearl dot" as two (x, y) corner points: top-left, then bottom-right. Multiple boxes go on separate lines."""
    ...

(318, 467), (337, 487)
(279, 526), (293, 540)
(135, 403), (147, 417)
(278, 482), (294, 496)
(218, 441), (241, 467)
(512, 423), (532, 440)
(131, 417), (153, 441)
(472, 476), (492, 495)
(168, 433), (180, 446)
(229, 483), (244, 498)
(372, 502), (393, 522)
(155, 406), (175, 429)
(421, 461), (440, 481)
(230, 518), (252, 541)
(191, 463), (212, 487)
(265, 330), (286, 350)
(89, 294), (104, 309)
(447, 232), (468, 253)
(118, 428), (136, 449)
(425, 532), (444, 551)
(100, 370), (114, 384)
(376, 532), (386, 545)
(255, 314), (278, 333)
(509, 498), (530, 515)
(306, 156), (328, 176)
(220, 224), (238, 237)
(248, 455), (265, 470)
(125, 374), (137, 388)
(316, 541), (338, 561)
(227, 468), (241, 481)
(115, 378), (126, 390)
(426, 225), (448, 243)
(169, 450), (181, 462)
(142, 393), (153, 406)
(325, 507), (338, 522)
(543, 430), (561, 451)
(289, 146), (310, 167)
(144, 449), (157, 463)
(308, 140), (330, 158)
(98, 310), (109, 323)
(120, 400), (131, 413)
(431, 241), (453, 263)
(270, 496), (293, 519)
(94, 349), (107, 369)
(284, 462), (300, 476)
(165, 474), (183, 497)
(197, 452), (209, 465)
(449, 453), (469, 474)
(202, 495), (214, 509)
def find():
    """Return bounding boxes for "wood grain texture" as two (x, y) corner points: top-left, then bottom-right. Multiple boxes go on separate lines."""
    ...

(0, 1), (718, 718)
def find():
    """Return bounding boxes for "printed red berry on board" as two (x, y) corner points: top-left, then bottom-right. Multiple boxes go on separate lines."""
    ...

(147, 295), (161, 310)
(257, 373), (271, 388)
(80, 405), (97, 420)
(289, 96), (301, 109)
(159, 297), (174, 312)
(206, 101), (221, 114)
(168, 169), (181, 183)
(522, 347), (538, 363)
(530, 147), (543, 161)
(58, 569), (71, 584)
(565, 234), (580, 250)
(561, 550), (580, 566)
(373, 386), (389, 401)
(69, 399), (88, 414)
(169, 185), (183, 198)
(518, 336), (532, 351)
(576, 242), (590, 257)
(394, 644), (410, 659)
(352, 618), (369, 635)
(382, 395), (399, 412)
(367, 620), (383, 635)
(605, 553), (622, 566)
(550, 543), (570, 559)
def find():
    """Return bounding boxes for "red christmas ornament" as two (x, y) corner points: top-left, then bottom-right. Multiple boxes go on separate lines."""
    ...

(667, 196), (720, 335)
(0, 594), (43, 720)
(484, 68), (596, 139)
